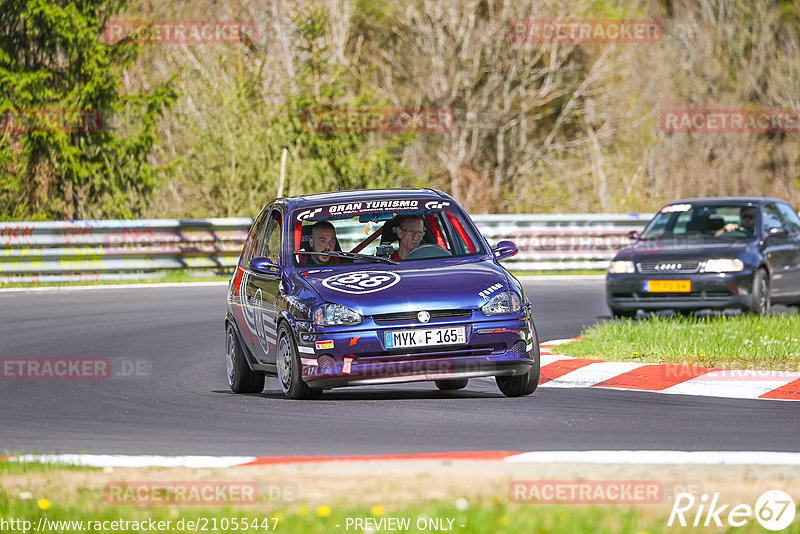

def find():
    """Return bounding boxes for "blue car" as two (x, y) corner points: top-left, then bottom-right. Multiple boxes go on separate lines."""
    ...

(607, 197), (800, 317)
(225, 188), (539, 399)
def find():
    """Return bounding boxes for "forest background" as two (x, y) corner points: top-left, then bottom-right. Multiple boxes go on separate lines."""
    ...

(2, 0), (799, 221)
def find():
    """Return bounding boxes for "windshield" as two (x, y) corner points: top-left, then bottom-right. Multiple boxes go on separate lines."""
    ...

(641, 203), (759, 240)
(291, 200), (486, 267)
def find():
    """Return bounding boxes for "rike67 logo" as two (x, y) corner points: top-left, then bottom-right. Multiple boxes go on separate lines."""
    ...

(322, 271), (400, 294)
(669, 490), (795, 531)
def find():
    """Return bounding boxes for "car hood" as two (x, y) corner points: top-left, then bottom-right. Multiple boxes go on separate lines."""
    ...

(300, 259), (510, 316)
(616, 239), (752, 260)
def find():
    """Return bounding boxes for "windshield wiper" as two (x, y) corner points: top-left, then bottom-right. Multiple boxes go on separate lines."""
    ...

(293, 250), (399, 265)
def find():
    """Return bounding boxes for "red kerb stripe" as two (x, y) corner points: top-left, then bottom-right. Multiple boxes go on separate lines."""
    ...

(759, 378), (800, 400)
(593, 364), (714, 391)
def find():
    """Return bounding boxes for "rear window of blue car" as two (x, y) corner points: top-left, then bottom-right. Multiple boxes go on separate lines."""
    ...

(290, 202), (485, 266)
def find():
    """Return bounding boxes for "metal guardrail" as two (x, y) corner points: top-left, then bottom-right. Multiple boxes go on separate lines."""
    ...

(0, 214), (651, 283)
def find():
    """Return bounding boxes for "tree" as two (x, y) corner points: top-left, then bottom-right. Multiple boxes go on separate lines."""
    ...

(0, 0), (176, 220)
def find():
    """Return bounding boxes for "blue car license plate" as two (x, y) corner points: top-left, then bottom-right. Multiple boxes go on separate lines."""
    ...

(384, 327), (466, 349)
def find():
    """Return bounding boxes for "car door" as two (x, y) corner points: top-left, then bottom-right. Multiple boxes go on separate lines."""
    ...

(760, 203), (793, 297)
(243, 208), (283, 366)
(775, 202), (800, 295)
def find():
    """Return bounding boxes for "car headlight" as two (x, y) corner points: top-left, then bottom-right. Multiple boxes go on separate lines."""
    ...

(314, 303), (362, 326)
(704, 258), (744, 273)
(481, 291), (521, 316)
(608, 260), (635, 274)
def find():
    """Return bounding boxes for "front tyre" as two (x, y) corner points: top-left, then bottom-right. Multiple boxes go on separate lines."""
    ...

(611, 308), (636, 319)
(276, 324), (322, 400)
(745, 268), (771, 316)
(435, 379), (468, 390)
(226, 323), (265, 393)
(496, 330), (541, 397)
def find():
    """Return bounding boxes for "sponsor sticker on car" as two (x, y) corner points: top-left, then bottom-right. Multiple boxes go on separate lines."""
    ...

(384, 327), (466, 349)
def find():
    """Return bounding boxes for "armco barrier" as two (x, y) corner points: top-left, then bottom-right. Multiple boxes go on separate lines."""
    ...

(0, 214), (651, 283)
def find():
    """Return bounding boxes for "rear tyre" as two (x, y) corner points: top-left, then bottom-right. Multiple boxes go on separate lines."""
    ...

(496, 329), (541, 397)
(434, 379), (469, 390)
(745, 268), (771, 316)
(226, 323), (265, 393)
(276, 324), (322, 400)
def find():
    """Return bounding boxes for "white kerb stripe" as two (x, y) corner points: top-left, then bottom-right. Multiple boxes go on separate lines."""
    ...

(504, 450), (800, 465)
(540, 354), (574, 366)
(664, 375), (797, 399)
(540, 361), (645, 388)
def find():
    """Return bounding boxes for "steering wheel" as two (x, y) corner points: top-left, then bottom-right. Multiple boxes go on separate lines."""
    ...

(404, 244), (452, 260)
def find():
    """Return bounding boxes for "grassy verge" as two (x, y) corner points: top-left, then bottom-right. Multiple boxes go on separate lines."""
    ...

(0, 270), (230, 289)
(0, 459), (98, 475)
(0, 488), (758, 534)
(557, 314), (800, 370)
(2, 461), (798, 533)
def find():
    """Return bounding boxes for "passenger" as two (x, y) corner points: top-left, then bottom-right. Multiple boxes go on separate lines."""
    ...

(299, 221), (340, 265)
(391, 215), (425, 260)
(715, 207), (756, 237)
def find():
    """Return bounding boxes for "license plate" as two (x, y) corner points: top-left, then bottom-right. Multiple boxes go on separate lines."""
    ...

(384, 327), (466, 349)
(643, 280), (692, 292)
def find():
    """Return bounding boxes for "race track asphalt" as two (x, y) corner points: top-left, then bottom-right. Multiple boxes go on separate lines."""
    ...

(1, 278), (798, 455)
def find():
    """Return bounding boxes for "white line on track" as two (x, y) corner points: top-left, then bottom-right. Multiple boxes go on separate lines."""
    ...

(11, 450), (800, 467)
(516, 275), (605, 281)
(0, 281), (228, 293)
(504, 450), (800, 465)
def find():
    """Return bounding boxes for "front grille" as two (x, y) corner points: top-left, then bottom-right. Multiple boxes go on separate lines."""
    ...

(638, 261), (700, 274)
(357, 344), (504, 361)
(612, 289), (733, 302)
(317, 355), (336, 369)
(372, 309), (472, 324)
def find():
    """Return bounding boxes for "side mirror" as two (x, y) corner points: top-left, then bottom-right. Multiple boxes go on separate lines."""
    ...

(493, 240), (518, 261)
(768, 227), (789, 238)
(250, 256), (280, 274)
(627, 230), (640, 242)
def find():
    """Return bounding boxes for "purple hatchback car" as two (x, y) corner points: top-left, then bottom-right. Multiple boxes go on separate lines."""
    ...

(225, 188), (539, 399)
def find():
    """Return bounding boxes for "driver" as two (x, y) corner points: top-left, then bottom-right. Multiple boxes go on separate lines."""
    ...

(392, 215), (425, 260)
(299, 221), (340, 265)
(715, 207), (756, 237)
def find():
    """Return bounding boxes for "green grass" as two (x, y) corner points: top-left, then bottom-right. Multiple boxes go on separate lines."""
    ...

(5, 488), (787, 534)
(557, 314), (800, 370)
(0, 269), (230, 289)
(2, 461), (797, 533)
(0, 458), (97, 475)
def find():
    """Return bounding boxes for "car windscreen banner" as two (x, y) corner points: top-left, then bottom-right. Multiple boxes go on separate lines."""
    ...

(295, 199), (451, 222)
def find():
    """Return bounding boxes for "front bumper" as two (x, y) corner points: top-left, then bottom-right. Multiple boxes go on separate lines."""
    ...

(606, 271), (755, 311)
(296, 314), (535, 388)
